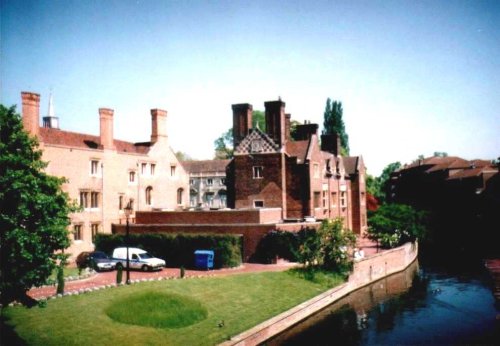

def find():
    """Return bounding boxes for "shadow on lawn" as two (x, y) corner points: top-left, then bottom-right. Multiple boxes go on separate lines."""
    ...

(0, 314), (27, 346)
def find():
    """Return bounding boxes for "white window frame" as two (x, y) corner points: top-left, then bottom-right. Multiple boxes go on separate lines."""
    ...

(90, 159), (100, 176)
(253, 166), (263, 179)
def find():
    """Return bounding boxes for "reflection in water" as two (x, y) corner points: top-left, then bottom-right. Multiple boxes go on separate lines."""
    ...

(267, 260), (499, 345)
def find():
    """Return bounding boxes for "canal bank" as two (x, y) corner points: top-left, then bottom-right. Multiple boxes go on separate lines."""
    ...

(221, 242), (418, 346)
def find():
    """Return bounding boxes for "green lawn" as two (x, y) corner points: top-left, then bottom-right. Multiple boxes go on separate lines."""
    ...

(2, 270), (344, 346)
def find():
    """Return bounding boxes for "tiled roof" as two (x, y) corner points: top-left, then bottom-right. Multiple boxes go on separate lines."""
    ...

(181, 160), (230, 174)
(342, 156), (360, 175)
(425, 157), (470, 173)
(285, 140), (309, 162)
(39, 127), (151, 154)
(405, 156), (461, 169)
(447, 167), (486, 180)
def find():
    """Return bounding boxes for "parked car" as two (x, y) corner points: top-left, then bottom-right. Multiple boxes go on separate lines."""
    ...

(112, 247), (165, 271)
(76, 251), (116, 272)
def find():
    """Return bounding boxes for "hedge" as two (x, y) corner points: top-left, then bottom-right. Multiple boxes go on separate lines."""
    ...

(252, 228), (318, 263)
(94, 233), (242, 269)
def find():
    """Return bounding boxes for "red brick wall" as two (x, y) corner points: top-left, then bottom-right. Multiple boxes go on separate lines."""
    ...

(233, 153), (285, 211)
(136, 208), (282, 225)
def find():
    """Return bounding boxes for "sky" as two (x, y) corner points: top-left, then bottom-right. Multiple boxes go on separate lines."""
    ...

(1, 0), (499, 175)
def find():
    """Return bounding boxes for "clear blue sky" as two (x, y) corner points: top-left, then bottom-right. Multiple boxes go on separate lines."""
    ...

(2, 0), (499, 175)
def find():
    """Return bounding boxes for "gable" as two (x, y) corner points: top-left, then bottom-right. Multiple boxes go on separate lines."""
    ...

(234, 128), (280, 155)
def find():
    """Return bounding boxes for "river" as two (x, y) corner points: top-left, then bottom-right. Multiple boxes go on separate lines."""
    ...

(267, 258), (499, 345)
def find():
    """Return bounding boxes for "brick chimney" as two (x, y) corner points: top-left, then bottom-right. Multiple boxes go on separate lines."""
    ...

(232, 103), (253, 148)
(294, 121), (318, 141)
(321, 133), (341, 156)
(21, 92), (40, 137)
(99, 108), (115, 149)
(264, 99), (286, 147)
(151, 109), (167, 143)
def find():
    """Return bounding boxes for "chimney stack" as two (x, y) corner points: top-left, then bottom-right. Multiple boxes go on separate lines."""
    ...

(151, 109), (168, 143)
(21, 92), (40, 137)
(321, 133), (341, 156)
(232, 103), (253, 149)
(99, 108), (115, 149)
(264, 99), (286, 147)
(285, 113), (291, 142)
(294, 122), (318, 141)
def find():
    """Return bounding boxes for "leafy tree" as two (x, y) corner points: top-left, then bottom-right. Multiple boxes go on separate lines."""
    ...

(252, 110), (265, 131)
(322, 98), (349, 155)
(175, 151), (193, 162)
(367, 162), (401, 203)
(0, 105), (74, 305)
(433, 151), (448, 157)
(298, 218), (356, 275)
(367, 203), (427, 248)
(214, 128), (234, 159)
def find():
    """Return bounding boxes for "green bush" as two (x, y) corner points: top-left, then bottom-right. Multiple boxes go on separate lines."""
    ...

(95, 233), (242, 269)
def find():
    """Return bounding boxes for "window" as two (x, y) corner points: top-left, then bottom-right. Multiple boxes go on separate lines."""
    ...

(141, 163), (147, 175)
(253, 166), (263, 179)
(322, 191), (327, 208)
(313, 163), (320, 178)
(207, 178), (213, 186)
(129, 198), (134, 210)
(150, 163), (156, 176)
(91, 223), (99, 242)
(313, 192), (321, 208)
(221, 178), (226, 185)
(189, 179), (194, 185)
(254, 200), (264, 208)
(341, 191), (346, 208)
(91, 192), (99, 208)
(170, 165), (176, 177)
(80, 191), (89, 209)
(205, 192), (214, 206)
(90, 160), (99, 175)
(145, 186), (153, 205)
(177, 188), (184, 205)
(74, 225), (82, 241)
(331, 192), (337, 207)
(119, 195), (124, 210)
(129, 171), (136, 183)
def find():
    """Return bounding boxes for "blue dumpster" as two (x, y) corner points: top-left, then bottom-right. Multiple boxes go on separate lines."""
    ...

(194, 250), (214, 270)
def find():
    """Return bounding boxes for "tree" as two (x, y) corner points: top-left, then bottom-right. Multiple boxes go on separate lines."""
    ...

(0, 105), (74, 305)
(214, 128), (234, 159)
(367, 204), (427, 248)
(322, 98), (349, 155)
(298, 218), (356, 275)
(433, 151), (448, 157)
(175, 151), (193, 162)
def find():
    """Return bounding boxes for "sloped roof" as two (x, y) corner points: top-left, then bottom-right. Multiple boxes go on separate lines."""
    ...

(405, 156), (461, 169)
(342, 156), (360, 175)
(285, 140), (309, 162)
(425, 157), (470, 173)
(181, 160), (230, 174)
(39, 127), (150, 154)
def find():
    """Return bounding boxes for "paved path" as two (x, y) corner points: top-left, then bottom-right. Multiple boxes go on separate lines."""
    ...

(28, 238), (382, 300)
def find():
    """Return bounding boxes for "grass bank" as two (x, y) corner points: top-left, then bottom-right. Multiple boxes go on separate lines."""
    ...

(2, 270), (344, 346)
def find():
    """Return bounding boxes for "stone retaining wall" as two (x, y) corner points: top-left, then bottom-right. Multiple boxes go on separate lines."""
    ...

(220, 242), (418, 346)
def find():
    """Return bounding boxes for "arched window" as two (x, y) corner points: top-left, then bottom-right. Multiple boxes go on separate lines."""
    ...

(145, 186), (153, 205)
(177, 188), (184, 205)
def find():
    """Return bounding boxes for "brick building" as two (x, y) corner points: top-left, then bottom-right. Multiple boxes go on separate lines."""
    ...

(20, 91), (189, 259)
(181, 159), (230, 209)
(227, 99), (367, 235)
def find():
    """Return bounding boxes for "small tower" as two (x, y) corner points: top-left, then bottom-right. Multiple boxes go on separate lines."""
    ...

(42, 92), (60, 129)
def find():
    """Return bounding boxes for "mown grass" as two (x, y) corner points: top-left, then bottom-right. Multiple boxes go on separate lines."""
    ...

(2, 270), (345, 346)
(105, 292), (208, 329)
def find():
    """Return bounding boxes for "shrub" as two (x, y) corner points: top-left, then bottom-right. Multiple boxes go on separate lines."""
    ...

(368, 203), (427, 248)
(253, 230), (301, 263)
(95, 233), (242, 269)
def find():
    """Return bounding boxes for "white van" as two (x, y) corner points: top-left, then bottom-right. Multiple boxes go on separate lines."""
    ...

(112, 247), (165, 271)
